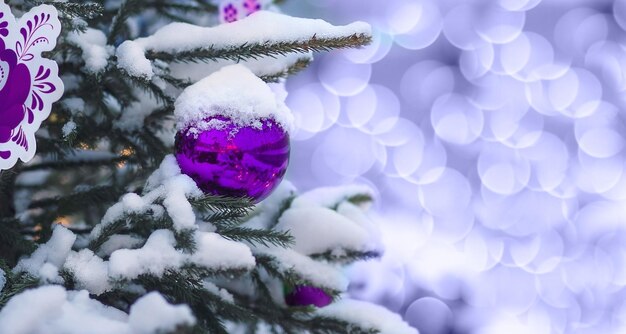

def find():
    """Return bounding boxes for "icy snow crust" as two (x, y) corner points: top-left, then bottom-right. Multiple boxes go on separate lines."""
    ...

(174, 64), (294, 133)
(116, 11), (370, 79)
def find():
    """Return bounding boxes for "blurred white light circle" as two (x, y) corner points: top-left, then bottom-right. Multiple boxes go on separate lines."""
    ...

(348, 259), (406, 310)
(394, 0), (443, 50)
(405, 297), (453, 334)
(560, 68), (602, 118)
(431, 94), (484, 145)
(520, 133), (568, 192)
(577, 128), (624, 159)
(459, 42), (494, 81)
(521, 231), (564, 274)
(576, 151), (624, 194)
(471, 74), (525, 111)
(431, 206), (475, 243)
(467, 266), (536, 313)
(585, 41), (626, 93)
(615, 0), (626, 31)
(384, 0), (422, 34)
(475, 3), (526, 44)
(372, 117), (420, 147)
(342, 29), (393, 64)
(525, 68), (594, 116)
(547, 69), (579, 111)
(405, 137), (448, 185)
(318, 55), (371, 96)
(418, 168), (472, 215)
(480, 89), (531, 143)
(493, 33), (531, 75)
(536, 270), (577, 309)
(287, 83), (340, 140)
(443, 4), (483, 50)
(554, 8), (609, 57)
(359, 85), (402, 132)
(478, 145), (530, 195)
(340, 85), (378, 128)
(401, 61), (455, 113)
(502, 235), (542, 268)
(318, 127), (380, 177)
(288, 89), (324, 137)
(463, 229), (500, 272)
(498, 0), (541, 11)
(507, 191), (569, 236)
(389, 133), (426, 178)
(510, 32), (557, 82)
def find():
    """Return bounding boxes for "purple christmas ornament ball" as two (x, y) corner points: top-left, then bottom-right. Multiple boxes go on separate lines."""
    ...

(285, 285), (333, 308)
(175, 116), (289, 203)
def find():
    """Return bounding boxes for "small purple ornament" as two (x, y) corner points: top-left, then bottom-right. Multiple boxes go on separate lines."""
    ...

(285, 285), (333, 308)
(175, 116), (289, 203)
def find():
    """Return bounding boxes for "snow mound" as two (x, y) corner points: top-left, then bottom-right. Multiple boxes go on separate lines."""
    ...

(14, 225), (76, 283)
(0, 287), (195, 334)
(174, 64), (294, 133)
(317, 299), (419, 334)
(275, 207), (373, 255)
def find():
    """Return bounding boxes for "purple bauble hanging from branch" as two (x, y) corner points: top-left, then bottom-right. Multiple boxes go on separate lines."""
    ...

(174, 65), (292, 202)
(0, 3), (64, 171)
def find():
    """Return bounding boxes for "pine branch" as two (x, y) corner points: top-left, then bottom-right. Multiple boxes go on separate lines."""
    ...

(346, 193), (374, 206)
(108, 0), (143, 45)
(260, 57), (312, 83)
(119, 71), (175, 107)
(138, 270), (255, 330)
(146, 34), (372, 63)
(0, 261), (39, 309)
(21, 156), (131, 172)
(190, 196), (254, 216)
(88, 219), (129, 252)
(0, 167), (20, 219)
(0, 219), (36, 266)
(202, 210), (248, 227)
(310, 249), (381, 264)
(28, 185), (125, 216)
(33, 1), (104, 19)
(217, 227), (294, 248)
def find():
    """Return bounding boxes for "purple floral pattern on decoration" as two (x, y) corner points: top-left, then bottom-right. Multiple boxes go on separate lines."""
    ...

(0, 4), (63, 170)
(221, 3), (240, 23)
(219, 0), (266, 24)
(243, 0), (262, 16)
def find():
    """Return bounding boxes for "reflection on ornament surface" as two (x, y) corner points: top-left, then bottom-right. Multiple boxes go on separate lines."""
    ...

(175, 116), (289, 202)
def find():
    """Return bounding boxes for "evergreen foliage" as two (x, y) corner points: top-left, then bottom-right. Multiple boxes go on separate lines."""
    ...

(0, 1), (394, 333)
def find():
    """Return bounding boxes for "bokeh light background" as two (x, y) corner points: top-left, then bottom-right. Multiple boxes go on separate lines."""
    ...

(279, 0), (626, 333)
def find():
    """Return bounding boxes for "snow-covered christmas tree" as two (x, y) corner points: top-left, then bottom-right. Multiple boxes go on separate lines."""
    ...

(0, 1), (416, 333)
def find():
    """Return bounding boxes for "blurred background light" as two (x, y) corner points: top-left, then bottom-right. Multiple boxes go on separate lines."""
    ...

(281, 0), (626, 332)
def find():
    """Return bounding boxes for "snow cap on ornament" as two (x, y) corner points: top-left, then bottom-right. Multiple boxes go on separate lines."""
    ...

(174, 64), (293, 135)
(174, 64), (293, 202)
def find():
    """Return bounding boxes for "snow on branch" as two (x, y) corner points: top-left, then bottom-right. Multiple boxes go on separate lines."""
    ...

(116, 11), (371, 79)
(317, 300), (418, 334)
(0, 286), (195, 334)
